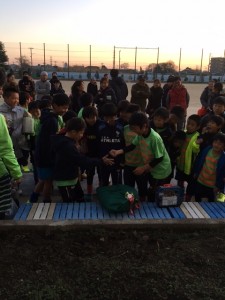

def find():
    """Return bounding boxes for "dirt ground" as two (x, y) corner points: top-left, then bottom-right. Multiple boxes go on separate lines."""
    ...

(0, 227), (225, 300)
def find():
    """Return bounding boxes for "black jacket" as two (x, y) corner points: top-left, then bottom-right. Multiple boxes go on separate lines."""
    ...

(109, 77), (128, 102)
(35, 109), (59, 168)
(51, 134), (100, 181)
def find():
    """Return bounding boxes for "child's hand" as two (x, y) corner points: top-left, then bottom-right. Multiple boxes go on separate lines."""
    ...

(133, 165), (150, 175)
(102, 155), (114, 166)
(109, 149), (123, 157)
(196, 137), (203, 144)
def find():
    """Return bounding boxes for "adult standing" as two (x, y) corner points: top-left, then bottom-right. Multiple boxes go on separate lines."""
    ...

(146, 79), (163, 118)
(35, 71), (51, 101)
(70, 80), (85, 113)
(87, 78), (98, 98)
(131, 75), (150, 112)
(166, 76), (190, 130)
(109, 69), (128, 103)
(18, 71), (35, 100)
(161, 75), (175, 107)
(49, 72), (63, 89)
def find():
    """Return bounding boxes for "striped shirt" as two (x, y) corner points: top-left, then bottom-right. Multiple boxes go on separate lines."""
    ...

(197, 149), (219, 188)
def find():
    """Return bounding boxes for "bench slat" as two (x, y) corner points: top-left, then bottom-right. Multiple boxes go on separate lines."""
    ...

(79, 203), (85, 220)
(20, 203), (32, 221)
(192, 202), (210, 219)
(40, 203), (50, 220)
(200, 202), (218, 218)
(142, 202), (154, 219)
(46, 203), (56, 220)
(182, 202), (199, 219)
(210, 203), (225, 218)
(96, 203), (104, 220)
(59, 203), (68, 220)
(180, 203), (192, 218)
(27, 203), (39, 220)
(14, 203), (26, 221)
(66, 203), (73, 220)
(33, 203), (44, 220)
(53, 203), (62, 221)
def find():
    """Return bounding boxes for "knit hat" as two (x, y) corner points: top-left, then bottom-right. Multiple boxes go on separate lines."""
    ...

(41, 71), (48, 76)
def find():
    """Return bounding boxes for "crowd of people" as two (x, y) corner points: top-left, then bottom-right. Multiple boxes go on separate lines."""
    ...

(0, 68), (225, 219)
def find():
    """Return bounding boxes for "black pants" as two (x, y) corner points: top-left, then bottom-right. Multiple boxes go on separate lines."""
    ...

(30, 150), (38, 184)
(58, 181), (84, 202)
(17, 149), (29, 166)
(100, 165), (122, 186)
(123, 165), (148, 197)
(148, 174), (171, 201)
(194, 181), (215, 202)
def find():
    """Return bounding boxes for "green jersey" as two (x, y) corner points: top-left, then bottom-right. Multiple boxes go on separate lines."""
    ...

(132, 128), (171, 179)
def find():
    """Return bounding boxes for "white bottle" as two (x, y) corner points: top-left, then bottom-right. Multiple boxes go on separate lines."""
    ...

(22, 116), (34, 134)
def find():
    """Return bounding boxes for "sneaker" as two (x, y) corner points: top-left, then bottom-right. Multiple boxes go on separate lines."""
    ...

(21, 165), (30, 172)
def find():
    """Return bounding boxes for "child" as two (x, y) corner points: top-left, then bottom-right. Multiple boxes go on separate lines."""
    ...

(0, 114), (22, 219)
(82, 106), (103, 194)
(97, 102), (125, 186)
(51, 117), (113, 202)
(175, 114), (201, 200)
(200, 96), (225, 133)
(50, 78), (65, 97)
(77, 93), (93, 118)
(30, 93), (70, 203)
(150, 107), (173, 150)
(123, 104), (148, 201)
(18, 91), (32, 172)
(168, 105), (185, 133)
(116, 100), (130, 127)
(197, 115), (224, 152)
(194, 133), (225, 202)
(167, 130), (186, 182)
(0, 86), (29, 176)
(19, 91), (31, 111)
(94, 77), (117, 118)
(110, 112), (172, 200)
(28, 101), (41, 184)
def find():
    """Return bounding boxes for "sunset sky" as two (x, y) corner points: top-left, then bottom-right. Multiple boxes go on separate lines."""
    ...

(1, 0), (224, 70)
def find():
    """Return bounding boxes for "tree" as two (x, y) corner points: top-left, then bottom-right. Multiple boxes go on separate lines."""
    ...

(15, 56), (30, 77)
(146, 60), (177, 74)
(120, 63), (129, 70)
(0, 41), (8, 69)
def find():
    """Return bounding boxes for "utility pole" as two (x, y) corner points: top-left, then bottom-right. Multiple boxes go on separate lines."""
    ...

(178, 48), (182, 75)
(28, 47), (34, 71)
(119, 50), (121, 70)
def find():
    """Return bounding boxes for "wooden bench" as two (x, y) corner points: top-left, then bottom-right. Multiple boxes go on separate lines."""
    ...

(8, 201), (225, 228)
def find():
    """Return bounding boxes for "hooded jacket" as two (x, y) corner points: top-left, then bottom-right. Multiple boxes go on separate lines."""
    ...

(35, 109), (63, 167)
(0, 114), (22, 179)
(193, 146), (225, 191)
(109, 77), (128, 103)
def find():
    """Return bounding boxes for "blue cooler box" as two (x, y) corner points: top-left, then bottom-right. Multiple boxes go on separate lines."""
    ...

(156, 185), (184, 207)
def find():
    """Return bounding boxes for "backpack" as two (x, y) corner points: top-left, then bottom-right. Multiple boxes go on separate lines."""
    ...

(96, 184), (139, 214)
